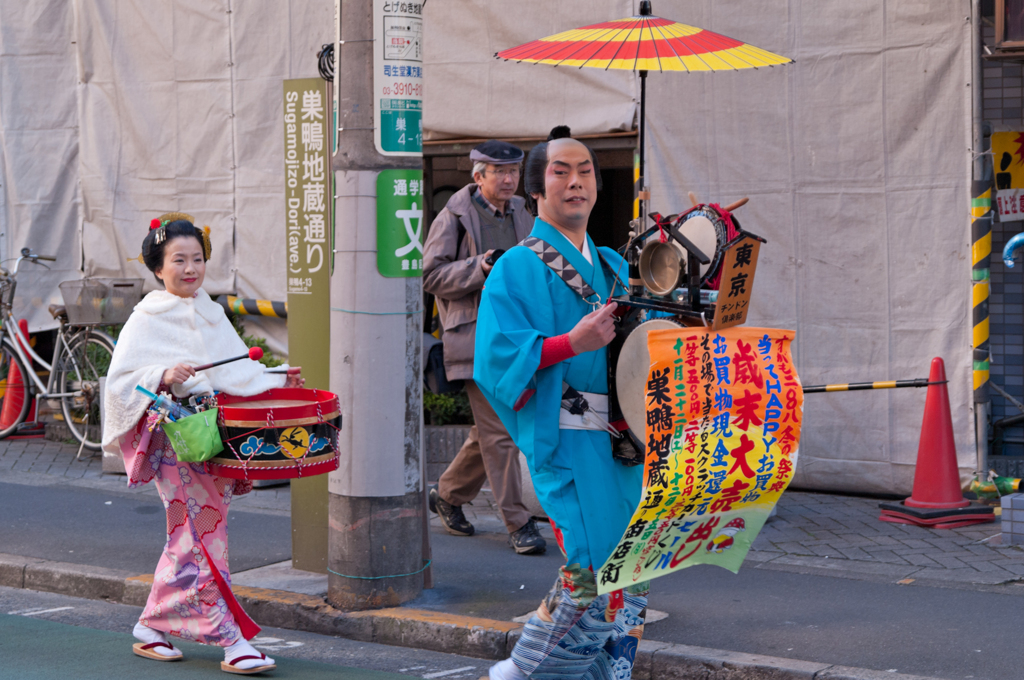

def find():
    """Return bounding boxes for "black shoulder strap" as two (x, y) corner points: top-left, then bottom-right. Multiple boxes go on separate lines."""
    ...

(522, 236), (618, 303)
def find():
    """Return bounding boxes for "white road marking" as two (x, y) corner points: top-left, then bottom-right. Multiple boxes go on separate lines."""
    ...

(399, 667), (427, 672)
(8, 607), (74, 616)
(422, 666), (477, 678)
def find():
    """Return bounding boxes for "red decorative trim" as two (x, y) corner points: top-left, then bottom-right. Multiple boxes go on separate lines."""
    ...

(140, 642), (174, 651)
(539, 334), (577, 370)
(208, 455), (339, 481)
(226, 654), (268, 666)
(609, 419), (629, 432)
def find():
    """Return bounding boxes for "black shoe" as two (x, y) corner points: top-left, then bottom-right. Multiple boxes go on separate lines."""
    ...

(509, 519), (547, 555)
(429, 486), (474, 536)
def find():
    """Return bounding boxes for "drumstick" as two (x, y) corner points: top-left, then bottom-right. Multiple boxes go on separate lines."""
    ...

(724, 197), (749, 212)
(264, 366), (302, 375)
(688, 191), (699, 207)
(194, 347), (263, 372)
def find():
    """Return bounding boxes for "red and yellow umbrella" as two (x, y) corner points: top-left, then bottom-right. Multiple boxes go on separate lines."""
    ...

(496, 0), (792, 218)
(496, 14), (792, 72)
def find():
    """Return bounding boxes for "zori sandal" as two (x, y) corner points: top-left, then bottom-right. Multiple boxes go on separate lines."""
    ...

(132, 641), (183, 661)
(220, 653), (276, 675)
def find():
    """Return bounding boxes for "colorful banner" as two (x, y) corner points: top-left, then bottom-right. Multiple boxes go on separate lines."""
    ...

(597, 327), (803, 594)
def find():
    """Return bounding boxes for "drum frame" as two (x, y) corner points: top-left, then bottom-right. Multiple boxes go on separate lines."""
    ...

(615, 206), (765, 323)
(208, 388), (342, 481)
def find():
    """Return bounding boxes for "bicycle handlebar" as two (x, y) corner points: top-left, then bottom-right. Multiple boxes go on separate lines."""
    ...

(35, 255), (56, 262)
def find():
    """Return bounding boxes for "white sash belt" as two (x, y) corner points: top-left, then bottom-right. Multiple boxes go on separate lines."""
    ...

(559, 391), (611, 431)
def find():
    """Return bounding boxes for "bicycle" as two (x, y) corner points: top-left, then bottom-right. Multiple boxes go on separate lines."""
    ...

(0, 248), (140, 453)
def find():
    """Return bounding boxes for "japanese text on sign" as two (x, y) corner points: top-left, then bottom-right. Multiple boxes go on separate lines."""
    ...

(374, 0), (423, 156)
(597, 327), (803, 594)
(284, 80), (330, 293)
(377, 169), (425, 277)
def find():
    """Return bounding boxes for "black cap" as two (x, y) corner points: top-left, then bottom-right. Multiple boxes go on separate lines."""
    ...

(469, 140), (524, 165)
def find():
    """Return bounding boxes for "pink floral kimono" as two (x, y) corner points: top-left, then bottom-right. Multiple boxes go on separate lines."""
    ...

(102, 289), (287, 648)
(120, 412), (259, 646)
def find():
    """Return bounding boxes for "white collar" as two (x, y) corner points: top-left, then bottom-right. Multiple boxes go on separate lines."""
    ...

(580, 237), (593, 265)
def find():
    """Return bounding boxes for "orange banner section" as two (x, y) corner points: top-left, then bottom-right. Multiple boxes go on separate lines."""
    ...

(598, 327), (803, 594)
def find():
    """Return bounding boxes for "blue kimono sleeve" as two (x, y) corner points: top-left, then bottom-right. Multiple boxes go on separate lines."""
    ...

(472, 253), (548, 414)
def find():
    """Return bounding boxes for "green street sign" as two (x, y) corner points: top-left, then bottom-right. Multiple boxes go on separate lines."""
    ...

(379, 99), (422, 154)
(377, 169), (424, 277)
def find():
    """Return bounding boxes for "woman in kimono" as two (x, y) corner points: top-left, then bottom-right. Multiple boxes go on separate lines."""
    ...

(101, 215), (303, 674)
(474, 133), (649, 679)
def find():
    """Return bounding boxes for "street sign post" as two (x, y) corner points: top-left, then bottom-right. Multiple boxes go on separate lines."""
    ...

(283, 77), (332, 573)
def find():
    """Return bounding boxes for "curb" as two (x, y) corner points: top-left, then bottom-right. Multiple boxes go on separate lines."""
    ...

(0, 552), (940, 680)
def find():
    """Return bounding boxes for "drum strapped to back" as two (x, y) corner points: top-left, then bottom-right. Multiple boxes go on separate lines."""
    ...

(207, 387), (343, 481)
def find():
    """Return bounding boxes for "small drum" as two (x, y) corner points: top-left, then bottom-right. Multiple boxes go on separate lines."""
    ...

(675, 206), (730, 286)
(614, 319), (682, 436)
(207, 388), (342, 480)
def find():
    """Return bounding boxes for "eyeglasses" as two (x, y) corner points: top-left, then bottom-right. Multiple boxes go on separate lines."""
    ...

(484, 167), (520, 179)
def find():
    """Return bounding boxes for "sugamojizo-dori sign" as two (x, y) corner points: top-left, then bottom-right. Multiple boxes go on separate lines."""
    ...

(377, 169), (424, 277)
(373, 0), (423, 156)
(282, 77), (331, 379)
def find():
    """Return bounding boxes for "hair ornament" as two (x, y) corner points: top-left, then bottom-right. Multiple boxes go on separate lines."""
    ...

(202, 225), (213, 260)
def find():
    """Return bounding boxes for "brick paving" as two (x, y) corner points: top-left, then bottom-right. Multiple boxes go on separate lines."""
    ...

(0, 436), (290, 515)
(4, 436), (1024, 588)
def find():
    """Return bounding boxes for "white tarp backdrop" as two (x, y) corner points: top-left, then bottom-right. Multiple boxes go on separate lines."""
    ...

(0, 0), (974, 494)
(0, 0), (333, 348)
(422, 0), (975, 495)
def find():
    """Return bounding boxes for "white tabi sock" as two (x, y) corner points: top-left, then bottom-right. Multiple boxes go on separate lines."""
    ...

(132, 621), (182, 658)
(225, 638), (274, 670)
(489, 658), (528, 680)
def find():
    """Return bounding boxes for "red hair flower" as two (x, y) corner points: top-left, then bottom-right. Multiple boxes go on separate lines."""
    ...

(150, 218), (162, 230)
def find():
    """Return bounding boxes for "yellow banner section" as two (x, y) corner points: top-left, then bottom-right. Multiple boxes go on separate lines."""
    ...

(597, 327), (804, 594)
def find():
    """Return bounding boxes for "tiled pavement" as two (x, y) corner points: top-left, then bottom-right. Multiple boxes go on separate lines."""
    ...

(5, 436), (1024, 589)
(0, 436), (290, 515)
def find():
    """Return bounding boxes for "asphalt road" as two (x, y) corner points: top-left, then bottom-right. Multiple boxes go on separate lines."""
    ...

(0, 586), (487, 680)
(418, 528), (1020, 680)
(0, 481), (290, 573)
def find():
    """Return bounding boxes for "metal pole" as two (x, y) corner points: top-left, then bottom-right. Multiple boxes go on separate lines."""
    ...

(971, 0), (992, 479)
(327, 0), (424, 610)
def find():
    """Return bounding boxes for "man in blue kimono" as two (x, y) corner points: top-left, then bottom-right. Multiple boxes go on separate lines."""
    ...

(474, 131), (649, 679)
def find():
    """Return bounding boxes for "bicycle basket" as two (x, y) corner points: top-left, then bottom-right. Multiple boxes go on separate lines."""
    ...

(58, 278), (144, 325)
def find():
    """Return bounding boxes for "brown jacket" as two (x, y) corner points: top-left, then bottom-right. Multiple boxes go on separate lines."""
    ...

(423, 184), (532, 380)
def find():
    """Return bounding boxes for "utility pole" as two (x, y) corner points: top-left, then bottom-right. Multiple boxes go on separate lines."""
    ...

(328, 0), (425, 609)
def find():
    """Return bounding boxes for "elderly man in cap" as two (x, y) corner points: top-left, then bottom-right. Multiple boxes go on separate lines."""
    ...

(423, 139), (546, 555)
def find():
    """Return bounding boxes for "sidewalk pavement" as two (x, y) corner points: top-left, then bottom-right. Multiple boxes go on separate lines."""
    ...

(3, 436), (1022, 680)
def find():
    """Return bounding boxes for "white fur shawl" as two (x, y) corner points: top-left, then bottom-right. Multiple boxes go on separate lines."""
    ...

(101, 289), (286, 454)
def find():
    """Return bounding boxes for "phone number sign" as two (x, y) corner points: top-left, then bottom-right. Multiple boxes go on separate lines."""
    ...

(373, 0), (423, 156)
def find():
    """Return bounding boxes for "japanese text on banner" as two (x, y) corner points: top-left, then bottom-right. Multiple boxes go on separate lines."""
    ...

(597, 327), (803, 594)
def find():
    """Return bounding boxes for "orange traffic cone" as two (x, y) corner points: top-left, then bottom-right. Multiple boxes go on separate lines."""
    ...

(879, 358), (994, 529)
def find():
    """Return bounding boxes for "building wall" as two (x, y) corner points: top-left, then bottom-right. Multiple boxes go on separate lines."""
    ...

(983, 19), (1024, 455)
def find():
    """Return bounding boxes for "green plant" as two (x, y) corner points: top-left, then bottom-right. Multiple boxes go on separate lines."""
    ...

(230, 315), (284, 368)
(424, 390), (474, 426)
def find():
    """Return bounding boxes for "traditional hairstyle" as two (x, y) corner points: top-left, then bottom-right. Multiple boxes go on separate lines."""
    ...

(523, 126), (602, 216)
(142, 212), (210, 282)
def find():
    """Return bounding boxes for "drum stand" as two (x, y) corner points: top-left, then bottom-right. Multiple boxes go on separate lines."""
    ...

(616, 215), (714, 323)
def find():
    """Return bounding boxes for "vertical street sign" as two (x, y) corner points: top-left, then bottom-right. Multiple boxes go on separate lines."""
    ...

(373, 0), (423, 156)
(283, 77), (332, 572)
(377, 169), (425, 277)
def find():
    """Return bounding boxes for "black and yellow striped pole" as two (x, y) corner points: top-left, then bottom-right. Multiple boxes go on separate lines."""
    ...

(972, 178), (993, 477)
(802, 379), (943, 394)
(216, 295), (288, 319)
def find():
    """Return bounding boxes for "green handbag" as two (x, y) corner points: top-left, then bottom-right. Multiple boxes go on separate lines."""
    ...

(162, 408), (224, 463)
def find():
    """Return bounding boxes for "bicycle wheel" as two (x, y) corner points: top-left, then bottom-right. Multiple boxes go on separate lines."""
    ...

(0, 339), (31, 439)
(58, 330), (115, 450)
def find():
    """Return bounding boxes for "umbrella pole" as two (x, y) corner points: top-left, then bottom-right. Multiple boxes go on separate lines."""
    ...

(638, 69), (647, 220)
